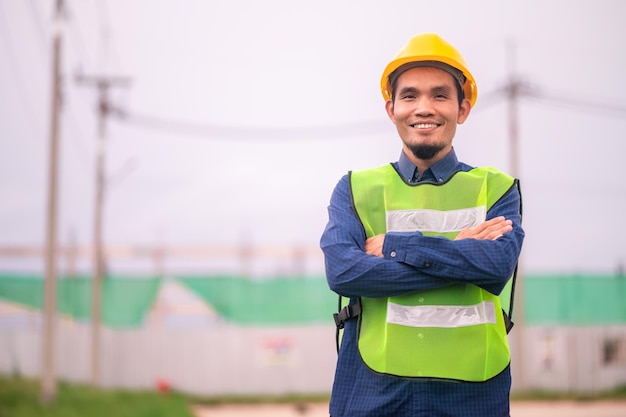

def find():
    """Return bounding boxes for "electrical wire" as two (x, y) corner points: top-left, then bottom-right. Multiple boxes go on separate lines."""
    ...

(527, 91), (626, 116)
(473, 83), (626, 118)
(116, 84), (626, 142)
(77, 2), (391, 141)
(115, 111), (392, 141)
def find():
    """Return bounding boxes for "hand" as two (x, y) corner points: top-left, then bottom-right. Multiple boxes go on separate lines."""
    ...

(365, 234), (385, 257)
(455, 216), (512, 241)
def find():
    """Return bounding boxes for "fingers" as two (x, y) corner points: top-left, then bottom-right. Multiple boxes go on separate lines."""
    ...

(474, 216), (512, 240)
(455, 217), (513, 241)
(365, 234), (385, 257)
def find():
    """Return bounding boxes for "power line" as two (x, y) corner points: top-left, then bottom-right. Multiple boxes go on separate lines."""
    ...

(116, 111), (391, 141)
(115, 80), (624, 144)
(115, 87), (626, 144)
(477, 78), (626, 118)
(527, 90), (626, 116)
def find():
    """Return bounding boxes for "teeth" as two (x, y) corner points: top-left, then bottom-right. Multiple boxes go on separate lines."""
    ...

(413, 123), (437, 129)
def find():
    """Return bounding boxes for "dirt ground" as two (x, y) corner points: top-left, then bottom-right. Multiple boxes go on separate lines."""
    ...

(192, 400), (626, 417)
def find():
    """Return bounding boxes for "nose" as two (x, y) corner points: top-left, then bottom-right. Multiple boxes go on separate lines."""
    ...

(413, 96), (435, 117)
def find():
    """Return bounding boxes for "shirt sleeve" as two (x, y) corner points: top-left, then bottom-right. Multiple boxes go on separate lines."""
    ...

(320, 175), (451, 299)
(382, 182), (524, 295)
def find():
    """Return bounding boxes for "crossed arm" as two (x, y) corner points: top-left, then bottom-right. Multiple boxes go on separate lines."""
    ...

(365, 216), (513, 257)
(320, 175), (524, 299)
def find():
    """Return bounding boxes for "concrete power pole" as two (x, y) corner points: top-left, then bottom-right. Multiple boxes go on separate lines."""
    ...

(41, 0), (64, 404)
(505, 38), (530, 392)
(75, 74), (130, 387)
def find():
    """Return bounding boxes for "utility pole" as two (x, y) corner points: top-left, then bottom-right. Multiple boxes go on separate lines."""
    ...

(505, 38), (531, 392)
(75, 74), (131, 387)
(41, 0), (64, 404)
(506, 39), (520, 180)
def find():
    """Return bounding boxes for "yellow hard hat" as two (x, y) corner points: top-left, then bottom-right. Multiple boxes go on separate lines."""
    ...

(380, 33), (478, 108)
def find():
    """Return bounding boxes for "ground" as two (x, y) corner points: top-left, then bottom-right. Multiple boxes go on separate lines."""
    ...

(192, 400), (626, 417)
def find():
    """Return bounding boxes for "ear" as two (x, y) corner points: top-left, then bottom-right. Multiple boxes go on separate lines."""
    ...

(457, 98), (471, 124)
(385, 99), (396, 123)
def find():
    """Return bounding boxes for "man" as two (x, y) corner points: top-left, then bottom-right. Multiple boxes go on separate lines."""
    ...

(320, 33), (525, 417)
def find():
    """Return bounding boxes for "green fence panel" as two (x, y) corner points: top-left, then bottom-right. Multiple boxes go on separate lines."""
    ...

(177, 275), (337, 325)
(3, 273), (626, 327)
(0, 274), (161, 328)
(524, 274), (626, 325)
(0, 274), (43, 309)
(101, 277), (162, 327)
(57, 276), (92, 321)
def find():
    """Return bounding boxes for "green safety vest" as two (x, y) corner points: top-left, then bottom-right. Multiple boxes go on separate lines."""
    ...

(350, 164), (518, 382)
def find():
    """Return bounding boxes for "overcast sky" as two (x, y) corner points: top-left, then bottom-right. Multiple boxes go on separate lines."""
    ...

(1, 0), (625, 276)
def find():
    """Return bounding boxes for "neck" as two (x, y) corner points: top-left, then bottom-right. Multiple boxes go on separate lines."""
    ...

(403, 147), (446, 175)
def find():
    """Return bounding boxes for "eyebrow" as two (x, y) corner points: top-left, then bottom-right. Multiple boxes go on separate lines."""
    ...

(398, 85), (453, 96)
(431, 85), (453, 95)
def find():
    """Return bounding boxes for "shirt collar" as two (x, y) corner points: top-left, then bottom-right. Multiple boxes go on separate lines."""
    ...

(397, 148), (460, 183)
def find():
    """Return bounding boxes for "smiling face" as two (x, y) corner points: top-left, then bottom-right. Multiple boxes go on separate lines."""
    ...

(385, 66), (471, 169)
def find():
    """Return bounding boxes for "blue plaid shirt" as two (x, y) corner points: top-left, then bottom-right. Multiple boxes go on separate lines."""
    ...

(320, 148), (524, 417)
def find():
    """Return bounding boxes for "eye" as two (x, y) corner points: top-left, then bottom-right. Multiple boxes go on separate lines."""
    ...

(398, 88), (418, 100)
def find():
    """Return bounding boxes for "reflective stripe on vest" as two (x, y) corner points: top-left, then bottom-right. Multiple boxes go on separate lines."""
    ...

(387, 206), (487, 233)
(387, 300), (497, 328)
(350, 164), (516, 382)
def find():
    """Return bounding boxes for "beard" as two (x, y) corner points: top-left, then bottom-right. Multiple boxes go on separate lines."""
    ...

(406, 143), (445, 160)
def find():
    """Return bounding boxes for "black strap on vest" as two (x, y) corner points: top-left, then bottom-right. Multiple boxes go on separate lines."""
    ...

(504, 179), (523, 334)
(503, 309), (514, 333)
(333, 301), (361, 329)
(504, 262), (520, 334)
(333, 297), (361, 352)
